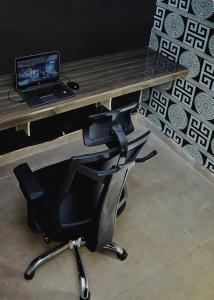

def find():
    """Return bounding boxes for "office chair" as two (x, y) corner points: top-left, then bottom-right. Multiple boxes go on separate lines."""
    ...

(14, 104), (157, 300)
(83, 102), (138, 215)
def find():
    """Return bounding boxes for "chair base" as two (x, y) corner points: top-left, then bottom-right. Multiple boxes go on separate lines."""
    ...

(24, 239), (127, 300)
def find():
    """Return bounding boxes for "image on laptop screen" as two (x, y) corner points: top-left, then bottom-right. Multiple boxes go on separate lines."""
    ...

(16, 52), (59, 89)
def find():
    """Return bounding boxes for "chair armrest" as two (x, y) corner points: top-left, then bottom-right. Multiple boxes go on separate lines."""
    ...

(77, 164), (105, 182)
(136, 150), (158, 163)
(13, 163), (44, 201)
(77, 164), (128, 181)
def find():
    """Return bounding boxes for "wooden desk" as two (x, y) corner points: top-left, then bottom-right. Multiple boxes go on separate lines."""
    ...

(0, 48), (188, 132)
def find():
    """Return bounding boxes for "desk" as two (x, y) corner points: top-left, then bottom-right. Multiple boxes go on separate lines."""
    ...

(0, 48), (188, 132)
(0, 47), (188, 164)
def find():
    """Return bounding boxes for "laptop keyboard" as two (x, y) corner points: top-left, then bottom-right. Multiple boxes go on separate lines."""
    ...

(25, 83), (66, 99)
(23, 82), (75, 107)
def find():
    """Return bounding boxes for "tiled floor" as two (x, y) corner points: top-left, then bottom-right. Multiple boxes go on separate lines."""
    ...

(0, 121), (214, 300)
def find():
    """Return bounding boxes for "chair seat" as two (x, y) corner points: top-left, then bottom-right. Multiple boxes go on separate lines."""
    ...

(35, 159), (70, 199)
(34, 160), (97, 241)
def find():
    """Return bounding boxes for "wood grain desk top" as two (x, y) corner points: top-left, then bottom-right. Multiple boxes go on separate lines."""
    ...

(0, 48), (188, 131)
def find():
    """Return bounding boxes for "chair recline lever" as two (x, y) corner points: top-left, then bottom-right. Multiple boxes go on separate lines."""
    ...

(136, 150), (158, 163)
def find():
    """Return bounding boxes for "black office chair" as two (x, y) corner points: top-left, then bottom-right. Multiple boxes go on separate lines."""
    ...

(14, 104), (157, 300)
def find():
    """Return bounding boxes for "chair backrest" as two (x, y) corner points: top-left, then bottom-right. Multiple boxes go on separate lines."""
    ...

(62, 134), (147, 252)
(93, 161), (132, 250)
(83, 102), (138, 147)
(50, 99), (148, 249)
(92, 134), (146, 251)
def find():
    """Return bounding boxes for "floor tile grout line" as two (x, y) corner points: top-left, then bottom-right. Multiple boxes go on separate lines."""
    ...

(0, 174), (10, 181)
(163, 244), (200, 268)
(31, 163), (49, 170)
(111, 243), (201, 300)
(0, 232), (35, 253)
(151, 194), (199, 243)
(188, 283), (214, 298)
(152, 192), (214, 248)
(131, 170), (212, 250)
(110, 263), (168, 300)
(198, 235), (214, 248)
(125, 175), (206, 266)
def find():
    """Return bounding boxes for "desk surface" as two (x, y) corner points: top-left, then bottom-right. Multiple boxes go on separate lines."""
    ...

(0, 48), (188, 131)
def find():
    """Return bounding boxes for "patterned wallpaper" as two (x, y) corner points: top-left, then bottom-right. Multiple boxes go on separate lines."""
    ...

(140, 0), (214, 173)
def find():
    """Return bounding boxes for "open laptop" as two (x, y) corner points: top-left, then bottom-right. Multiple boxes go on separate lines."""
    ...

(15, 51), (75, 107)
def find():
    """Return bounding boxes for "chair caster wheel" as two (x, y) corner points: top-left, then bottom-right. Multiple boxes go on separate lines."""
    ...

(80, 292), (90, 300)
(24, 271), (35, 280)
(117, 249), (128, 261)
(44, 236), (51, 244)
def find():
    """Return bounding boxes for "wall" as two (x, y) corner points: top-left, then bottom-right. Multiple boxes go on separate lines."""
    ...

(140, 0), (214, 173)
(0, 0), (155, 74)
(0, 1), (156, 154)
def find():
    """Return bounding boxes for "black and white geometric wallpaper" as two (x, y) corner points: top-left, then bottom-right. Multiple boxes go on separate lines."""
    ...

(140, 0), (214, 173)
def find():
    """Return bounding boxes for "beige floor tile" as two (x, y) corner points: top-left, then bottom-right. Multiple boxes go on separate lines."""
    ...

(0, 120), (213, 299)
(0, 236), (77, 300)
(124, 183), (196, 264)
(186, 267), (214, 300)
(0, 166), (9, 179)
(5, 154), (45, 188)
(134, 132), (214, 245)
(202, 237), (214, 262)
(38, 138), (106, 166)
(46, 242), (84, 297)
(163, 194), (214, 244)
(187, 288), (214, 300)
(38, 139), (85, 165)
(113, 246), (214, 300)
(136, 128), (208, 185)
(195, 238), (214, 298)
(131, 160), (170, 189)
(6, 154), (44, 175)
(0, 177), (33, 250)
(145, 173), (214, 244)
(82, 249), (138, 300)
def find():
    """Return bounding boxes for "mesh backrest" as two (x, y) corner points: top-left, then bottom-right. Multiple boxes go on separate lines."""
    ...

(86, 134), (146, 251)
(96, 167), (128, 249)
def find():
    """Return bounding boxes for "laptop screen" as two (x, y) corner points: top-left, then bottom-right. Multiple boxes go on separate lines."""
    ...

(15, 51), (59, 90)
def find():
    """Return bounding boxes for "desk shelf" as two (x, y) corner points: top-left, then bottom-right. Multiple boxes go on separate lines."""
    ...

(0, 104), (97, 165)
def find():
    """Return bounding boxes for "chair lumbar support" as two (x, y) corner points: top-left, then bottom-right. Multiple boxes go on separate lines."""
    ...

(24, 238), (127, 300)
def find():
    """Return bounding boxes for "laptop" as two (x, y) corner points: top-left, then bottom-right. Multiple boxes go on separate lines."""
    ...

(15, 51), (75, 107)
